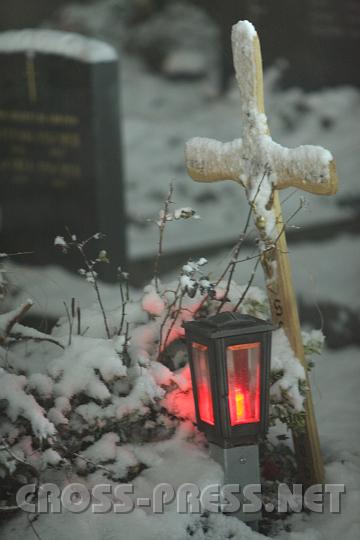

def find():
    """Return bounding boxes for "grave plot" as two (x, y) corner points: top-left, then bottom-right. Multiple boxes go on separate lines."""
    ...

(0, 30), (126, 279)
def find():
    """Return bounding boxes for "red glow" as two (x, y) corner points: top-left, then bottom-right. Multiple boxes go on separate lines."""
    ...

(197, 383), (215, 425)
(228, 384), (260, 425)
(227, 343), (261, 426)
(192, 343), (214, 425)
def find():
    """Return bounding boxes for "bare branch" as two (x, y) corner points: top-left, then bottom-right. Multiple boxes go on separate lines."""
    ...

(157, 282), (181, 360)
(62, 229), (111, 339)
(77, 244), (110, 339)
(76, 305), (81, 336)
(63, 301), (73, 347)
(5, 300), (33, 336)
(27, 514), (42, 540)
(232, 255), (262, 312)
(7, 335), (65, 350)
(117, 271), (129, 337)
(153, 183), (174, 293)
(213, 168), (269, 312)
(159, 289), (185, 361)
(232, 197), (305, 312)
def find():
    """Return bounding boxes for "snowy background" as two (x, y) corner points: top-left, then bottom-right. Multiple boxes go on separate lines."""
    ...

(1, 1), (360, 539)
(3, 0), (359, 346)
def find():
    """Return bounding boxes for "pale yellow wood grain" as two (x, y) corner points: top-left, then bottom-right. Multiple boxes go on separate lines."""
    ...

(243, 33), (326, 485)
(185, 27), (338, 485)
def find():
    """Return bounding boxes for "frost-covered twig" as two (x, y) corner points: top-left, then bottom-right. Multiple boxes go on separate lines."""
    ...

(0, 438), (40, 485)
(0, 300), (64, 349)
(153, 183), (174, 293)
(63, 298), (82, 344)
(8, 335), (65, 350)
(63, 301), (73, 347)
(57, 231), (111, 339)
(71, 452), (115, 475)
(1, 253), (34, 302)
(122, 322), (131, 367)
(211, 169), (268, 313)
(157, 284), (180, 360)
(53, 437), (118, 476)
(216, 234), (245, 313)
(76, 305), (81, 336)
(0, 251), (34, 258)
(232, 256), (262, 312)
(158, 257), (213, 358)
(232, 198), (305, 312)
(117, 269), (130, 336)
(27, 515), (42, 540)
(157, 286), (180, 358)
(76, 241), (110, 339)
(4, 299), (33, 336)
(161, 290), (185, 357)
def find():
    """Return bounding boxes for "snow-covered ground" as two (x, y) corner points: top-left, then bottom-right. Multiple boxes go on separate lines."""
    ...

(1, 2), (359, 539)
(1, 345), (359, 540)
(124, 63), (360, 259)
(2, 0), (358, 316)
(37, 0), (360, 258)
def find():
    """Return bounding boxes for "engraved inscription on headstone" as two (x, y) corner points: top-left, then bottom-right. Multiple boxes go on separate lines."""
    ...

(0, 30), (126, 278)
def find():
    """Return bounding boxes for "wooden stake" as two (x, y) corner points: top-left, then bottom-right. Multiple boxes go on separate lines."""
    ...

(185, 21), (339, 486)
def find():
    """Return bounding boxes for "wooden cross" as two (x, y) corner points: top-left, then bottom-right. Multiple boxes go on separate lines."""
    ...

(185, 21), (338, 486)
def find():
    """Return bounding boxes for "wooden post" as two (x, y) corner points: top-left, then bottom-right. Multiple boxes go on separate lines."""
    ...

(185, 21), (338, 486)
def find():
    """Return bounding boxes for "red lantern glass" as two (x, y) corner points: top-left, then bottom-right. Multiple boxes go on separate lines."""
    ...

(192, 342), (214, 425)
(226, 343), (261, 426)
(184, 312), (273, 448)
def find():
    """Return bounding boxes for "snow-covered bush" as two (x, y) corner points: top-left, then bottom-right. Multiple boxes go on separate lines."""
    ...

(0, 199), (323, 516)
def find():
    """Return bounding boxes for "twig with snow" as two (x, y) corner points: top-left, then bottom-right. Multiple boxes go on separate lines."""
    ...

(232, 255), (262, 312)
(63, 301), (73, 347)
(4, 299), (33, 336)
(76, 239), (110, 339)
(117, 269), (130, 337)
(0, 300), (65, 350)
(0, 437), (40, 513)
(76, 304), (81, 336)
(200, 168), (267, 314)
(153, 183), (174, 293)
(7, 335), (65, 350)
(161, 290), (185, 359)
(232, 198), (305, 312)
(157, 283), (181, 360)
(56, 231), (111, 339)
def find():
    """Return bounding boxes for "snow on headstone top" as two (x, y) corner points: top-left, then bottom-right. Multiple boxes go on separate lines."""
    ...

(0, 29), (125, 273)
(0, 29), (117, 63)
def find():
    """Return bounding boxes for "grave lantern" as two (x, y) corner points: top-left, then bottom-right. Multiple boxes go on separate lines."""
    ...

(184, 312), (274, 524)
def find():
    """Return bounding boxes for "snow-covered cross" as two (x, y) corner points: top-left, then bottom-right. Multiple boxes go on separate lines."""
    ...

(185, 20), (339, 486)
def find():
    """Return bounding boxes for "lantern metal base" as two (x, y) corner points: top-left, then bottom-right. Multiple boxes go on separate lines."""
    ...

(209, 442), (262, 526)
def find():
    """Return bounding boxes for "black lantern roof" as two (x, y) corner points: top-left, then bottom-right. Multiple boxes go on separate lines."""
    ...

(183, 312), (274, 339)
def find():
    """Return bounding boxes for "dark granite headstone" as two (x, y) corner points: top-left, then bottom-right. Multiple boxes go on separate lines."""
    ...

(0, 30), (126, 279)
